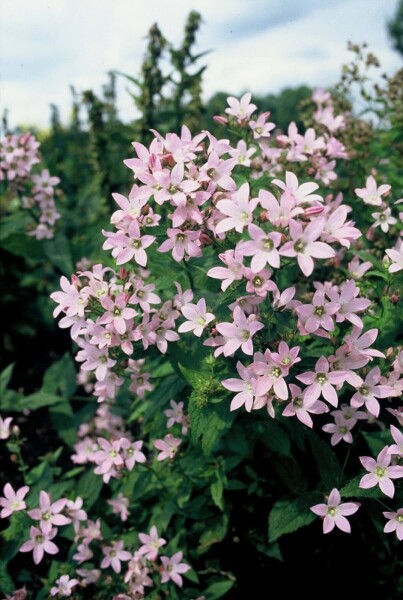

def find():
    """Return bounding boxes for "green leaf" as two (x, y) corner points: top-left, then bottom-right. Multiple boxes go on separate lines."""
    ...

(44, 233), (74, 275)
(211, 478), (224, 511)
(0, 212), (32, 241)
(49, 401), (76, 447)
(0, 560), (14, 594)
(198, 515), (229, 553)
(0, 363), (14, 396)
(22, 392), (63, 410)
(268, 494), (319, 542)
(265, 419), (291, 457)
(204, 580), (235, 600)
(307, 431), (340, 488)
(42, 353), (77, 397)
(363, 430), (392, 456)
(178, 363), (205, 388)
(0, 233), (45, 261)
(201, 401), (236, 456)
(77, 469), (103, 509)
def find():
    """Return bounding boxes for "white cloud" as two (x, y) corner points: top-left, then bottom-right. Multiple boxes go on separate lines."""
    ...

(0, 0), (400, 128)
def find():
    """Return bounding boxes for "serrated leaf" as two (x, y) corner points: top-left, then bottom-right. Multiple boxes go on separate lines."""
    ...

(340, 475), (384, 498)
(178, 363), (205, 388)
(268, 494), (318, 542)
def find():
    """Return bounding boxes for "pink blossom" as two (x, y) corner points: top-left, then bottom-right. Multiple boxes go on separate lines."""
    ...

(386, 241), (403, 273)
(154, 434), (181, 461)
(20, 526), (59, 564)
(178, 298), (215, 337)
(107, 493), (130, 521)
(215, 306), (263, 356)
(296, 356), (347, 407)
(76, 569), (101, 585)
(120, 438), (146, 470)
(327, 280), (371, 328)
(102, 220), (155, 266)
(236, 224), (282, 271)
(50, 276), (88, 318)
(138, 526), (166, 561)
(343, 327), (385, 366)
(164, 400), (188, 434)
(249, 112), (275, 139)
(225, 92), (257, 122)
(389, 424), (403, 457)
(296, 290), (340, 334)
(65, 497), (87, 532)
(311, 488), (360, 533)
(322, 413), (355, 445)
(228, 139), (256, 166)
(322, 205), (361, 248)
(383, 509), (403, 541)
(279, 218), (335, 276)
(351, 367), (394, 417)
(347, 256), (372, 279)
(101, 541), (131, 573)
(50, 575), (79, 597)
(216, 183), (258, 234)
(245, 268), (277, 297)
(359, 446), (403, 498)
(199, 151), (236, 191)
(207, 250), (244, 291)
(222, 361), (259, 412)
(0, 416), (13, 440)
(259, 190), (303, 228)
(0, 483), (30, 518)
(98, 293), (137, 334)
(28, 491), (71, 534)
(355, 175), (391, 206)
(282, 383), (328, 428)
(158, 228), (202, 262)
(160, 551), (190, 587)
(110, 190), (148, 225)
(272, 172), (323, 205)
(93, 438), (124, 474)
(372, 207), (397, 233)
(72, 542), (93, 564)
(173, 282), (194, 309)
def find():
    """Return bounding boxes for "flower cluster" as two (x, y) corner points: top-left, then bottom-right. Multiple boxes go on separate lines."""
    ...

(0, 133), (61, 238)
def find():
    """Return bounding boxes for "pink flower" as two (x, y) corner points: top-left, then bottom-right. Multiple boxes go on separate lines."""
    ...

(164, 400), (188, 434)
(249, 112), (275, 139)
(322, 413), (355, 445)
(351, 367), (394, 418)
(50, 575), (79, 597)
(372, 207), (397, 233)
(101, 541), (132, 573)
(50, 276), (88, 318)
(322, 205), (361, 248)
(225, 92), (257, 122)
(107, 494), (130, 522)
(311, 488), (360, 533)
(383, 509), (403, 541)
(215, 306), (263, 356)
(216, 183), (258, 234)
(20, 526), (59, 564)
(282, 383), (328, 428)
(72, 542), (93, 564)
(160, 551), (190, 587)
(93, 438), (124, 474)
(120, 438), (146, 470)
(28, 491), (71, 535)
(327, 280), (371, 329)
(279, 218), (335, 276)
(272, 172), (323, 205)
(0, 416), (13, 439)
(222, 361), (259, 412)
(102, 220), (155, 266)
(0, 484), (30, 518)
(154, 434), (181, 461)
(389, 424), (403, 457)
(355, 175), (390, 206)
(386, 241), (403, 273)
(259, 190), (303, 228)
(296, 356), (347, 407)
(236, 224), (282, 271)
(98, 293), (137, 334)
(178, 298), (215, 337)
(207, 250), (244, 291)
(138, 526), (167, 561)
(359, 446), (403, 498)
(348, 256), (372, 279)
(296, 290), (340, 334)
(158, 228), (202, 262)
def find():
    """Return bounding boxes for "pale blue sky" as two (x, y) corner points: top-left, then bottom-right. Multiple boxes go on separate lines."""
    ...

(0, 0), (401, 128)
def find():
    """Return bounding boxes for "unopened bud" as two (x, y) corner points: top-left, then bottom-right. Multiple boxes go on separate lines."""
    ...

(213, 115), (228, 126)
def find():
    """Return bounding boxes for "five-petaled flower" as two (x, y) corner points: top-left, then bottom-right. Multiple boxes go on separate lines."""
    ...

(311, 488), (360, 533)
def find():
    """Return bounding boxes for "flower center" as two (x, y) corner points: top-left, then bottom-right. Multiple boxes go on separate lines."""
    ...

(113, 308), (121, 316)
(316, 372), (327, 385)
(263, 238), (274, 250)
(314, 306), (325, 316)
(253, 276), (263, 287)
(327, 507), (336, 517)
(35, 534), (44, 543)
(375, 466), (386, 478)
(242, 330), (250, 340)
(168, 185), (177, 194)
(397, 515), (403, 523)
(339, 426), (348, 434)
(241, 211), (249, 222)
(294, 240), (305, 253)
(359, 386), (368, 396)
(42, 511), (52, 521)
(271, 367), (281, 378)
(379, 214), (387, 221)
(176, 234), (185, 242)
(293, 397), (303, 408)
(132, 240), (141, 249)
